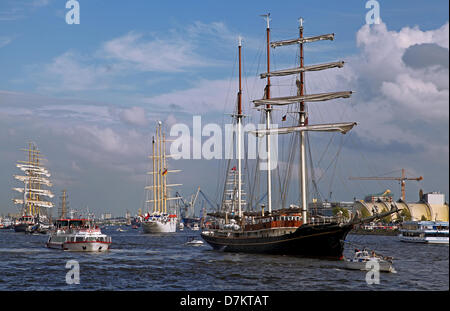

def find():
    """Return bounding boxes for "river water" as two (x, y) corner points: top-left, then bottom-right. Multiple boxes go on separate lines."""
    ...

(0, 227), (447, 291)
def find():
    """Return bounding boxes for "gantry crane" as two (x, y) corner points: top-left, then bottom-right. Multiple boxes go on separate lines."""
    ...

(349, 168), (423, 201)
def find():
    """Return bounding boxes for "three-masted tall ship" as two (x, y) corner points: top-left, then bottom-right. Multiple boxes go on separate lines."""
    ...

(201, 15), (396, 259)
(12, 142), (54, 233)
(142, 121), (182, 233)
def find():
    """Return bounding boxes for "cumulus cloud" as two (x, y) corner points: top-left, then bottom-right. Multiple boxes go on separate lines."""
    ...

(119, 106), (148, 127)
(320, 20), (450, 155)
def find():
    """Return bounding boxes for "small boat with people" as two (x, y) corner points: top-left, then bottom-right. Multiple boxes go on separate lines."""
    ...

(46, 218), (111, 252)
(344, 249), (396, 273)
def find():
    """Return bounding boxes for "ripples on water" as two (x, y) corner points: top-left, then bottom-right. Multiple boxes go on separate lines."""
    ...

(0, 228), (447, 291)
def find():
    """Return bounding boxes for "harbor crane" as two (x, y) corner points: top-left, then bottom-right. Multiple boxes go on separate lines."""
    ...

(349, 168), (423, 201)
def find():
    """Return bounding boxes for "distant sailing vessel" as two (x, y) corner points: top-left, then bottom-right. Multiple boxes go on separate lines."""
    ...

(201, 15), (397, 258)
(12, 142), (54, 233)
(142, 122), (181, 233)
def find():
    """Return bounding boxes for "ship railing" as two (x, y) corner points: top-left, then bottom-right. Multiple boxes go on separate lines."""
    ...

(307, 216), (340, 226)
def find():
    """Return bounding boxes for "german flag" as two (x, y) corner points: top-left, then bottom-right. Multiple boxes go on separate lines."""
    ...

(161, 168), (168, 176)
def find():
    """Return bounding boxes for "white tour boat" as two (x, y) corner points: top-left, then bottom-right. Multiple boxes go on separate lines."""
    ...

(344, 249), (396, 273)
(399, 221), (449, 244)
(46, 218), (111, 252)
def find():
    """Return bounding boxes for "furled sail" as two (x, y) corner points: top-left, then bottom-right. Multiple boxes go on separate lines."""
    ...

(253, 91), (353, 106)
(13, 199), (54, 208)
(14, 175), (52, 186)
(250, 122), (357, 137)
(260, 61), (344, 79)
(16, 164), (51, 177)
(12, 187), (54, 198)
(270, 33), (334, 48)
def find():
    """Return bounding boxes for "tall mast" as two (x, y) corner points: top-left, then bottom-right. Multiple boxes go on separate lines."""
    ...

(152, 136), (156, 214)
(60, 189), (68, 218)
(163, 132), (167, 214)
(298, 17), (308, 223)
(252, 16), (356, 222)
(145, 123), (183, 214)
(158, 123), (163, 213)
(13, 142), (54, 216)
(237, 36), (243, 218)
(262, 13), (272, 214)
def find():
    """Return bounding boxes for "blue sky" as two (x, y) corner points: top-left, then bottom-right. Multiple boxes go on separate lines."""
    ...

(0, 0), (448, 217)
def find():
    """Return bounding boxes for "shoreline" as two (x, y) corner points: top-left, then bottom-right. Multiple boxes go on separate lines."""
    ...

(350, 229), (399, 236)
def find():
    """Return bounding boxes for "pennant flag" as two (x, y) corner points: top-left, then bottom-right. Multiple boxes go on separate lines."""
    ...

(161, 168), (168, 176)
(282, 115), (287, 121)
(231, 166), (236, 171)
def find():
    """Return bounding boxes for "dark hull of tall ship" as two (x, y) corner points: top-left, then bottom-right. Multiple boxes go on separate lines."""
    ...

(201, 222), (354, 259)
(14, 223), (32, 232)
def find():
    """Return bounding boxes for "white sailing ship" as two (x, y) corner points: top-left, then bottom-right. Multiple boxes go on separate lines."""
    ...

(12, 142), (54, 233)
(142, 121), (181, 233)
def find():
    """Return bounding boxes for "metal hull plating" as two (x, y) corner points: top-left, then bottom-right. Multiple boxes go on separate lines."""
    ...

(201, 223), (353, 259)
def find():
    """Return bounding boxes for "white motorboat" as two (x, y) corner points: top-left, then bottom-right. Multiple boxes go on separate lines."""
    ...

(399, 221), (449, 244)
(344, 249), (396, 273)
(186, 237), (204, 246)
(47, 218), (111, 252)
(192, 223), (200, 231)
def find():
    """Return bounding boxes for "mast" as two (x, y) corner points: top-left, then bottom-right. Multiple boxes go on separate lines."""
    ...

(237, 36), (243, 218)
(298, 17), (307, 223)
(145, 121), (183, 215)
(60, 189), (68, 218)
(163, 132), (167, 214)
(158, 123), (163, 213)
(252, 16), (356, 223)
(261, 13), (272, 214)
(13, 142), (54, 217)
(152, 136), (156, 214)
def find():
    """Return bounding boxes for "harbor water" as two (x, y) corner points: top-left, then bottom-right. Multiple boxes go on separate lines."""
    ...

(0, 227), (448, 291)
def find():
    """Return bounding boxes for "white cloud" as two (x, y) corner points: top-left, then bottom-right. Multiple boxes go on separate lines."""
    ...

(316, 21), (450, 155)
(101, 31), (210, 72)
(119, 106), (148, 127)
(0, 36), (13, 48)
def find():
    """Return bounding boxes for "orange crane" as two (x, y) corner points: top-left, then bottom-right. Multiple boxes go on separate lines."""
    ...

(349, 168), (423, 201)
